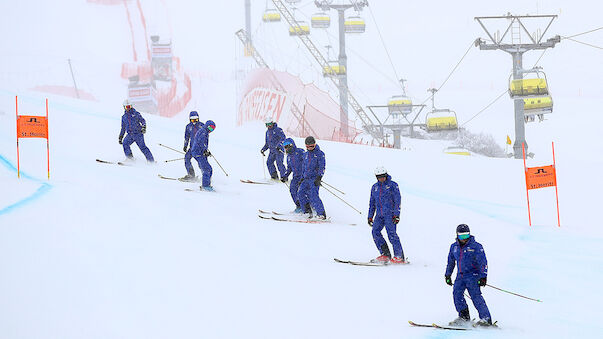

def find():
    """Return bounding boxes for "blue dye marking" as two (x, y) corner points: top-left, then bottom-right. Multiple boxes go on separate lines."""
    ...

(0, 154), (52, 216)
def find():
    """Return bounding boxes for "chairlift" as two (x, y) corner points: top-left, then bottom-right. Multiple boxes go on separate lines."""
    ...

(443, 146), (471, 156)
(284, 0), (301, 3)
(323, 61), (346, 77)
(388, 95), (413, 115)
(523, 95), (553, 123)
(344, 16), (365, 33)
(262, 9), (281, 22)
(425, 109), (458, 132)
(509, 68), (550, 99)
(289, 21), (310, 36)
(312, 12), (330, 28)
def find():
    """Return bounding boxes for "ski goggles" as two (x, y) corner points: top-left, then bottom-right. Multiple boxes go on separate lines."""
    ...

(375, 174), (387, 180)
(190, 118), (199, 123)
(457, 232), (470, 240)
(207, 124), (215, 132)
(265, 122), (274, 127)
(305, 143), (316, 150)
(124, 105), (132, 110)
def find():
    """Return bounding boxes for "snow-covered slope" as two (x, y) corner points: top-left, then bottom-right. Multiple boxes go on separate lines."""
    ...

(1, 1), (603, 338)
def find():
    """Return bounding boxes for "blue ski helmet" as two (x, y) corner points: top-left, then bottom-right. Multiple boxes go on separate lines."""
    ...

(206, 120), (216, 132)
(189, 111), (199, 121)
(283, 138), (295, 153)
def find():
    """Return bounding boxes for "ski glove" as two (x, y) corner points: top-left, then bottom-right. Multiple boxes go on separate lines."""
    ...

(314, 176), (322, 186)
(183, 145), (188, 153)
(445, 275), (452, 286)
(392, 216), (400, 224)
(261, 149), (266, 156)
(367, 217), (373, 226)
(141, 125), (146, 134)
(280, 177), (288, 183)
(203, 150), (211, 157)
(118, 136), (123, 144)
(478, 277), (487, 287)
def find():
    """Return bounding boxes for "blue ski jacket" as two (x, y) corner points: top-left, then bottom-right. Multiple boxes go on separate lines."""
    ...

(284, 139), (305, 179)
(368, 175), (401, 218)
(119, 108), (146, 138)
(184, 121), (203, 150)
(191, 124), (211, 157)
(301, 144), (325, 180)
(445, 236), (488, 279)
(261, 123), (285, 152)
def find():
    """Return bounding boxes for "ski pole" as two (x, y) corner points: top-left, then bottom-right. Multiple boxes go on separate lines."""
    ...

(210, 154), (229, 177)
(262, 153), (266, 179)
(322, 181), (345, 195)
(158, 143), (185, 155)
(322, 185), (362, 214)
(164, 157), (184, 163)
(486, 284), (542, 302)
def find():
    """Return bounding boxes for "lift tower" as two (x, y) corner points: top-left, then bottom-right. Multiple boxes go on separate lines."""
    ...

(314, 0), (368, 138)
(474, 14), (560, 159)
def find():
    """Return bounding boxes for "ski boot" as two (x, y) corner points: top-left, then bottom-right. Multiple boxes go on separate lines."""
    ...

(449, 308), (471, 326)
(270, 172), (279, 181)
(316, 214), (327, 220)
(474, 318), (495, 327)
(200, 186), (215, 192)
(179, 174), (197, 182)
(390, 256), (407, 264)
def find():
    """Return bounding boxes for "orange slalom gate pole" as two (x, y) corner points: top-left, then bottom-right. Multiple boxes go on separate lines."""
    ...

(46, 98), (50, 179)
(16, 96), (20, 178)
(522, 143), (532, 226)
(552, 142), (560, 227)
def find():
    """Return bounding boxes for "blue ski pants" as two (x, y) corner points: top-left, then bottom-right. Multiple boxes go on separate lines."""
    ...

(193, 155), (213, 187)
(298, 179), (325, 216)
(289, 176), (302, 207)
(453, 275), (491, 320)
(266, 149), (286, 178)
(184, 150), (195, 176)
(123, 133), (154, 162)
(372, 215), (404, 258)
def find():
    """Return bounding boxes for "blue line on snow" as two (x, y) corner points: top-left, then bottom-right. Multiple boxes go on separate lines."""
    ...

(0, 154), (52, 216)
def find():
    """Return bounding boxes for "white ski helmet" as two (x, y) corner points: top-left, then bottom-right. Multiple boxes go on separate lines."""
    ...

(123, 99), (132, 108)
(374, 166), (388, 176)
(264, 116), (274, 124)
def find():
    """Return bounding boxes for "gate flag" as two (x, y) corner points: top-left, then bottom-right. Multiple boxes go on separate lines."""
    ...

(16, 96), (50, 179)
(522, 142), (560, 227)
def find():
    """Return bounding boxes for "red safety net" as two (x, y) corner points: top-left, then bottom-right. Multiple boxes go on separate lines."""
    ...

(238, 68), (363, 143)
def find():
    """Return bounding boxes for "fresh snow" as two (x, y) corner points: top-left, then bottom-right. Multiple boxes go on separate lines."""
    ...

(1, 1), (603, 338)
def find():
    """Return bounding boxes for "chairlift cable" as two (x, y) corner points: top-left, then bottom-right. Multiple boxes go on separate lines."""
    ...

(367, 5), (403, 92)
(461, 89), (508, 127)
(419, 40), (474, 107)
(561, 37), (603, 50)
(562, 26), (603, 39)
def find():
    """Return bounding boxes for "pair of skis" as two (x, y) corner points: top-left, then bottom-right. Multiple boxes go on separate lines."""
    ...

(408, 320), (498, 330)
(240, 179), (276, 185)
(96, 159), (132, 166)
(257, 210), (331, 224)
(333, 258), (410, 267)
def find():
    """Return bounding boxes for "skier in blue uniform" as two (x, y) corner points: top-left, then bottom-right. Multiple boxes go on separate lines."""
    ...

(191, 120), (216, 191)
(260, 117), (286, 180)
(445, 224), (493, 327)
(118, 99), (154, 162)
(280, 138), (306, 212)
(367, 166), (405, 264)
(297, 136), (326, 219)
(181, 111), (203, 181)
